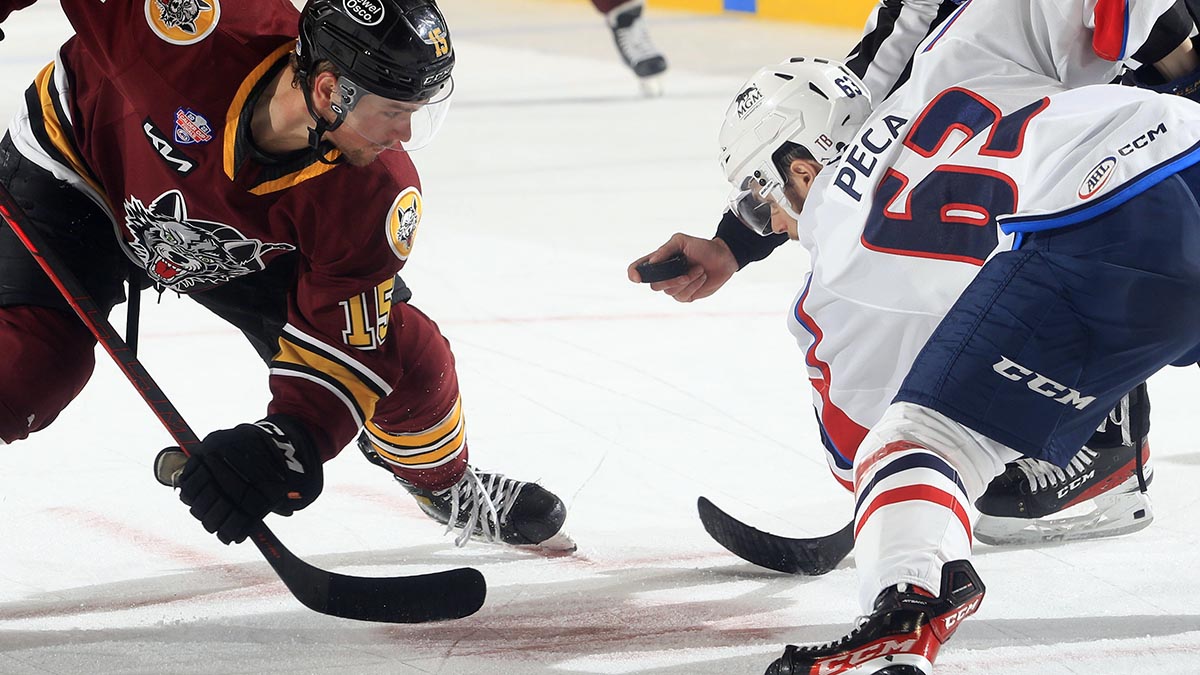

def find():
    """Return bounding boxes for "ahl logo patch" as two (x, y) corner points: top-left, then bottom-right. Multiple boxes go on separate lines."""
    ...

(343, 0), (384, 26)
(386, 187), (422, 261)
(124, 189), (294, 291)
(174, 107), (213, 145)
(735, 86), (763, 120)
(1078, 156), (1117, 200)
(145, 0), (221, 45)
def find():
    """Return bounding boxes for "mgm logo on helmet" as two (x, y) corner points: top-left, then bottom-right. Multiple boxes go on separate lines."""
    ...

(735, 85), (763, 120)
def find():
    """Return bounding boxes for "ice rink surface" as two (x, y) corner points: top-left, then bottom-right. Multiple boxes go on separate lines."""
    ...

(1, 2), (1199, 673)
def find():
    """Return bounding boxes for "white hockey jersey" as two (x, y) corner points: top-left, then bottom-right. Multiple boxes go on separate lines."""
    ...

(793, 0), (1200, 488)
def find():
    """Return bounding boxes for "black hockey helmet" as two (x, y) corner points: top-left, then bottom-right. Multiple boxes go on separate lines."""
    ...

(297, 0), (455, 103)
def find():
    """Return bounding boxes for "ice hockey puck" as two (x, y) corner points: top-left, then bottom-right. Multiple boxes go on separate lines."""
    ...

(636, 254), (689, 283)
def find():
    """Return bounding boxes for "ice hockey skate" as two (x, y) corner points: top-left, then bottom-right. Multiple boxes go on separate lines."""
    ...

(606, 0), (668, 97)
(974, 394), (1153, 547)
(763, 560), (985, 675)
(359, 434), (576, 551)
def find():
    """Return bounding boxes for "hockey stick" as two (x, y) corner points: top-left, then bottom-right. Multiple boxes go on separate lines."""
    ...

(0, 184), (486, 623)
(697, 497), (853, 575)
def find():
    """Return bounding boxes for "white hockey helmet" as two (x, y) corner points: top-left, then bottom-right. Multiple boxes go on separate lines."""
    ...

(718, 57), (872, 234)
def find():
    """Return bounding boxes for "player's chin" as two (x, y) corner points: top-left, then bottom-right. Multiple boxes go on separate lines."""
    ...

(342, 148), (384, 167)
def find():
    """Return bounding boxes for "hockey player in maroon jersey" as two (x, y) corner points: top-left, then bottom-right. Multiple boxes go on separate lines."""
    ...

(593, 0), (668, 96)
(0, 0), (573, 551)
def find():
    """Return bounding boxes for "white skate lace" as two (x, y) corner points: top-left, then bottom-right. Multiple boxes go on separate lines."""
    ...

(438, 466), (524, 547)
(613, 19), (659, 66)
(1012, 448), (1099, 493)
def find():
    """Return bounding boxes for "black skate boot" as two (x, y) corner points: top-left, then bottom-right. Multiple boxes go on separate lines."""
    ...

(974, 385), (1153, 545)
(764, 560), (985, 675)
(359, 434), (575, 551)
(606, 0), (667, 96)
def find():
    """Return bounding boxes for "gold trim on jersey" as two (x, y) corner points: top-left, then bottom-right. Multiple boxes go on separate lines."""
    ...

(364, 397), (466, 469)
(271, 333), (390, 429)
(223, 42), (340, 194)
(30, 62), (104, 199)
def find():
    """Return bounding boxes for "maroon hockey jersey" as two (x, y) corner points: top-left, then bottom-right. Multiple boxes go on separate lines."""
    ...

(2, 0), (466, 478)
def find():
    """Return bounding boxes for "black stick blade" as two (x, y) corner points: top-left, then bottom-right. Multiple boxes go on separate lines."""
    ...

(697, 497), (853, 576)
(251, 526), (487, 623)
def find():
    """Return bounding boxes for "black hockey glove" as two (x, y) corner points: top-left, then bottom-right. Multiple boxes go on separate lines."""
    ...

(159, 415), (324, 545)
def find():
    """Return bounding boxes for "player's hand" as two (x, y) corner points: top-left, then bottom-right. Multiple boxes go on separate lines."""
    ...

(628, 233), (739, 302)
(158, 415), (324, 544)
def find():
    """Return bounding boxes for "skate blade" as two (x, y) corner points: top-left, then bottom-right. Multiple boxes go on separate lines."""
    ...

(975, 492), (1153, 546)
(638, 74), (665, 98)
(527, 529), (577, 553)
(523, 530), (578, 552)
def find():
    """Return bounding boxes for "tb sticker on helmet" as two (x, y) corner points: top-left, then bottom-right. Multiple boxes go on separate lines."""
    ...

(387, 187), (422, 261)
(145, 0), (221, 45)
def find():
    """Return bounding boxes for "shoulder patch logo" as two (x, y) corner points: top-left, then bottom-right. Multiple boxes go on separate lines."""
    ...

(1078, 156), (1117, 201)
(386, 187), (422, 261)
(174, 107), (214, 145)
(343, 0), (384, 26)
(145, 0), (221, 46)
(124, 189), (294, 291)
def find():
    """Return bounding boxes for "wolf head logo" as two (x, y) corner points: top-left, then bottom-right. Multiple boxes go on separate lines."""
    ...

(124, 190), (294, 292)
(154, 0), (213, 34)
(395, 199), (419, 241)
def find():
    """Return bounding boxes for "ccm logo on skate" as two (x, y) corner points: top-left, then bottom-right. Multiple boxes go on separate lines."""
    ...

(817, 638), (918, 675)
(992, 356), (1096, 409)
(935, 595), (984, 635)
(1056, 470), (1095, 499)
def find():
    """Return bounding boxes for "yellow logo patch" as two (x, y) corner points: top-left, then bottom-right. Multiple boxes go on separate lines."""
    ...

(145, 0), (221, 46)
(387, 188), (422, 260)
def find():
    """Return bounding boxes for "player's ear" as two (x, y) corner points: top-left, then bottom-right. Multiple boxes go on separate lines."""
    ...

(310, 71), (338, 109)
(789, 158), (822, 190)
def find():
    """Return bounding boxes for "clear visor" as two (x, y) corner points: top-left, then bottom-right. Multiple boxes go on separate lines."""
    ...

(728, 171), (789, 236)
(337, 77), (454, 152)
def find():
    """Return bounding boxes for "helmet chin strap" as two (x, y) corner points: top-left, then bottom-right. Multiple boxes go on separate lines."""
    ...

(300, 75), (347, 164)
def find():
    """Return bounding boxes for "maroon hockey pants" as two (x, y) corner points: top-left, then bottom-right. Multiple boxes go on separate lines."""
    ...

(0, 305), (97, 443)
(592, 0), (635, 14)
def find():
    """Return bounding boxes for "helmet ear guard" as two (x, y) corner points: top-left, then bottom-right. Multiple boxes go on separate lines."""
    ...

(717, 57), (872, 233)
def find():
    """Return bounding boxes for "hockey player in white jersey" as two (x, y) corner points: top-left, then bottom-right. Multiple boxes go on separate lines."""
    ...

(638, 0), (1200, 672)
(639, 0), (1157, 551)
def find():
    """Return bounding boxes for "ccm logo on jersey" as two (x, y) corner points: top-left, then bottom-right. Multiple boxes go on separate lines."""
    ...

(143, 117), (196, 175)
(815, 637), (920, 675)
(146, 0), (221, 45)
(992, 356), (1096, 410)
(1119, 122), (1168, 156)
